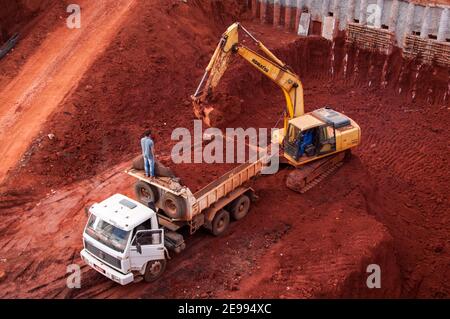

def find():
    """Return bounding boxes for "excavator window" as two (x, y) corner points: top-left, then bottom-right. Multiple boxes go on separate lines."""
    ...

(287, 125), (300, 144)
(284, 124), (302, 160)
(317, 125), (336, 154)
(319, 125), (335, 140)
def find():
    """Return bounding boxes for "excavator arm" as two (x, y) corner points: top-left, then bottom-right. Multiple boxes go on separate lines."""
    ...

(192, 23), (304, 133)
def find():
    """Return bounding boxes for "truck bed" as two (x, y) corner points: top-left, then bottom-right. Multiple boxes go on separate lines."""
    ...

(192, 159), (264, 213)
(127, 157), (266, 217)
(169, 161), (239, 193)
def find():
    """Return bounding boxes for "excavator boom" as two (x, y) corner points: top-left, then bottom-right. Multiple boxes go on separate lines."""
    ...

(192, 23), (304, 132)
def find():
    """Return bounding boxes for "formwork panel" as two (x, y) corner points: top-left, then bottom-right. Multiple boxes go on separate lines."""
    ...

(346, 22), (395, 54)
(403, 35), (450, 67)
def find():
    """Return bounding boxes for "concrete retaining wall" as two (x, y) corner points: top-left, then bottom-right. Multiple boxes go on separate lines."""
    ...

(249, 0), (450, 66)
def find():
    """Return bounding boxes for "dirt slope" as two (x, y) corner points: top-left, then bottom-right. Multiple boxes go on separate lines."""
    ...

(0, 0), (137, 186)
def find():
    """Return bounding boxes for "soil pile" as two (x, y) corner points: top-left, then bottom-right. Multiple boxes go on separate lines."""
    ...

(2, 0), (244, 193)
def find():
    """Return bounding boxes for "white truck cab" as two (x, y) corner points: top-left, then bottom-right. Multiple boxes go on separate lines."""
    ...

(81, 194), (180, 285)
(81, 157), (260, 285)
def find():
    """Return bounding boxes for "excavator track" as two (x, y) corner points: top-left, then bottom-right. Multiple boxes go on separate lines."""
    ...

(298, 161), (344, 193)
(286, 151), (348, 194)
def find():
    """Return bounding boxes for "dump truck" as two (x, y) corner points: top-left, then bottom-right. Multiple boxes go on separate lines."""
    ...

(81, 158), (267, 285)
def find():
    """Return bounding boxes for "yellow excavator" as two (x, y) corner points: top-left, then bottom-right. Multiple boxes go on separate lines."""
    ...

(192, 23), (361, 193)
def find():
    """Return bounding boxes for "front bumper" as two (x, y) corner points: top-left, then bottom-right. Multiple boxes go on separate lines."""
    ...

(81, 249), (134, 285)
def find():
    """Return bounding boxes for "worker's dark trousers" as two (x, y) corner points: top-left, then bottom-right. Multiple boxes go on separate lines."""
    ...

(144, 156), (155, 177)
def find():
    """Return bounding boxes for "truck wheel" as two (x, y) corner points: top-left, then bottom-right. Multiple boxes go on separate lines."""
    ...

(229, 195), (251, 221)
(211, 209), (230, 236)
(134, 181), (159, 205)
(144, 259), (166, 282)
(161, 192), (186, 219)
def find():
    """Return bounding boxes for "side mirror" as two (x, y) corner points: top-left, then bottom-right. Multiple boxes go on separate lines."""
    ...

(136, 242), (142, 254)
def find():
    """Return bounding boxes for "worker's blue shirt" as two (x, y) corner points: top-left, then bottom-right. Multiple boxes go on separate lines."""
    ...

(299, 130), (313, 155)
(303, 130), (313, 145)
(141, 137), (154, 158)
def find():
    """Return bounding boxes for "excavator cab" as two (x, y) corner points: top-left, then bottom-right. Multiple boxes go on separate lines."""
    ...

(283, 115), (337, 162)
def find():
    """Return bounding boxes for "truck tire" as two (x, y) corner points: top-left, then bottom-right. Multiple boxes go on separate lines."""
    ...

(161, 192), (186, 219)
(133, 155), (176, 178)
(229, 195), (251, 221)
(211, 209), (230, 236)
(144, 259), (166, 282)
(134, 181), (159, 205)
(132, 155), (145, 171)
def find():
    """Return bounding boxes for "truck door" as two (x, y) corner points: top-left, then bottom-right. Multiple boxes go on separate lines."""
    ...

(130, 229), (165, 271)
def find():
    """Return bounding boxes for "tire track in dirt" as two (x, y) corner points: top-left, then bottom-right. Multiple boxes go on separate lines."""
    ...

(0, 0), (136, 184)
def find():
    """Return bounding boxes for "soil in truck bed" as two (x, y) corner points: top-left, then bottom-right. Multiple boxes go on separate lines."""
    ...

(169, 161), (239, 193)
(159, 135), (264, 194)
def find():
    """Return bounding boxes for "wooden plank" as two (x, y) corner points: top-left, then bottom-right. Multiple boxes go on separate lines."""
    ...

(403, 35), (450, 67)
(346, 23), (395, 54)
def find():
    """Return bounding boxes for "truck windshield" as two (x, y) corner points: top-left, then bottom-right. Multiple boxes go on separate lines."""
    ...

(85, 214), (130, 253)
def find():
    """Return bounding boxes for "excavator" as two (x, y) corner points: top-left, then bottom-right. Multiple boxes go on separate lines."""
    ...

(192, 23), (361, 193)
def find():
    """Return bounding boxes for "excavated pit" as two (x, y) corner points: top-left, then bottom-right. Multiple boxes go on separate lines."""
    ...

(0, 0), (449, 298)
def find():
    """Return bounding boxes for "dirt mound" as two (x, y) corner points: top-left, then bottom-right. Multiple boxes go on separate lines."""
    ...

(211, 156), (402, 298)
(281, 157), (403, 298)
(235, 205), (401, 298)
(1, 0), (236, 192)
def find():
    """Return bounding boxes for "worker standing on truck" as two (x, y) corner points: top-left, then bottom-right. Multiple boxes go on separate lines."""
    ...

(141, 130), (155, 177)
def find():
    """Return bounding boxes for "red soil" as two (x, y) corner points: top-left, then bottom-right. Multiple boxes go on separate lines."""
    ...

(0, 0), (449, 298)
(168, 138), (244, 194)
(0, 0), (53, 41)
(0, 1), (68, 84)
